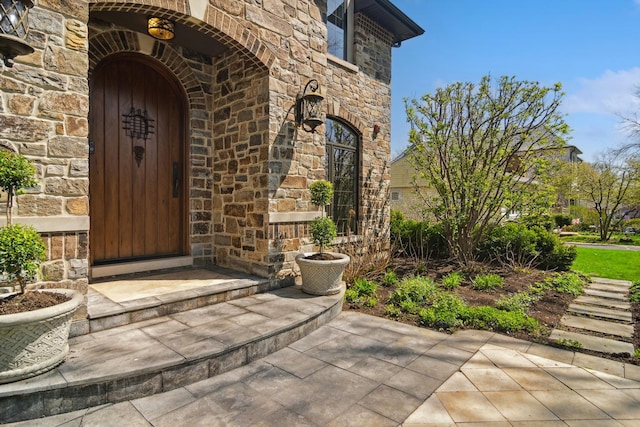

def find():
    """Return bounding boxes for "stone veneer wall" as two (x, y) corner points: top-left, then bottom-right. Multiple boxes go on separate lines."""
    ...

(0, 0), (397, 294)
(0, 1), (90, 315)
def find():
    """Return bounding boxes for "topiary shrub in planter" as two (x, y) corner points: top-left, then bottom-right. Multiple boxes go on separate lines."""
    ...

(0, 150), (82, 383)
(0, 223), (46, 295)
(296, 180), (350, 295)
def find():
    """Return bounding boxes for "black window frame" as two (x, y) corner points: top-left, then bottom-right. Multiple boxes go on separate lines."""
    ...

(325, 117), (359, 236)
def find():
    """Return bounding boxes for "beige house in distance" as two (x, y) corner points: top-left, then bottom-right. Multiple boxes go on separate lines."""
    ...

(390, 144), (584, 221)
(0, 0), (423, 332)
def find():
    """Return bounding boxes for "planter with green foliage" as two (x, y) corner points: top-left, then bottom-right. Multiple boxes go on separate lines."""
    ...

(296, 180), (350, 295)
(0, 150), (81, 384)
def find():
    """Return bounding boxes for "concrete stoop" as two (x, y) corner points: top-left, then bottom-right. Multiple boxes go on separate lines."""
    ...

(550, 277), (635, 356)
(0, 285), (345, 423)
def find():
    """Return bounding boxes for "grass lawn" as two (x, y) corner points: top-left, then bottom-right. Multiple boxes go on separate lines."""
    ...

(571, 246), (640, 281)
(561, 233), (640, 246)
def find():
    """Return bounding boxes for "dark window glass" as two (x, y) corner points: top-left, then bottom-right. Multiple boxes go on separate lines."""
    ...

(325, 118), (358, 235)
(327, 0), (346, 59)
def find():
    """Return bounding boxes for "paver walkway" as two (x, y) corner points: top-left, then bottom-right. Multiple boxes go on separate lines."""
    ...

(6, 311), (640, 426)
(550, 277), (635, 356)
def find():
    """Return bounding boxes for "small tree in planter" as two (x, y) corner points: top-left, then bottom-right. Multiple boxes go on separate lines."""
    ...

(296, 180), (350, 295)
(0, 150), (45, 294)
(308, 180), (337, 259)
(0, 150), (82, 384)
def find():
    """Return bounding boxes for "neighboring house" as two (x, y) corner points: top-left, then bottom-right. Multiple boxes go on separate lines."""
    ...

(390, 144), (584, 220)
(389, 150), (430, 220)
(0, 1), (423, 318)
(548, 145), (583, 214)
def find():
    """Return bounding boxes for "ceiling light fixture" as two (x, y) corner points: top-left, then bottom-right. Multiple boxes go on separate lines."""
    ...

(147, 17), (174, 41)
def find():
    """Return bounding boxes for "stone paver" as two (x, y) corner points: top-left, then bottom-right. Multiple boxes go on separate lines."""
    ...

(549, 329), (635, 355)
(560, 314), (634, 338)
(5, 311), (639, 426)
(568, 303), (632, 322)
(575, 294), (630, 310)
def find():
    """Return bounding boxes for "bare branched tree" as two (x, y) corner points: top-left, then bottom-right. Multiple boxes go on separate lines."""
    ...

(405, 75), (569, 264)
(576, 151), (639, 241)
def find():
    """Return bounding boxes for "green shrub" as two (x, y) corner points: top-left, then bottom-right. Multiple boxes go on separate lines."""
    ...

(553, 214), (573, 229)
(351, 277), (377, 296)
(345, 277), (378, 307)
(344, 288), (359, 303)
(518, 214), (555, 231)
(390, 210), (448, 259)
(441, 271), (463, 290)
(0, 224), (46, 294)
(309, 216), (337, 253)
(400, 299), (421, 314)
(544, 272), (585, 296)
(389, 275), (438, 306)
(495, 292), (539, 314)
(536, 231), (577, 271)
(383, 269), (398, 287)
(477, 222), (576, 270)
(310, 179), (333, 207)
(462, 306), (540, 333)
(384, 304), (402, 318)
(472, 273), (504, 290)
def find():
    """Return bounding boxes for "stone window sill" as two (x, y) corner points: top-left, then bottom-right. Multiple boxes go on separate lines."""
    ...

(327, 54), (359, 74)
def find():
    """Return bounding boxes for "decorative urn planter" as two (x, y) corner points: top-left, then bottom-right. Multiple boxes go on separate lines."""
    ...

(295, 252), (350, 296)
(0, 289), (83, 384)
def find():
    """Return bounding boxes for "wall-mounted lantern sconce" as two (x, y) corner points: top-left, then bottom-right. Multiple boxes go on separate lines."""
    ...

(0, 0), (34, 67)
(296, 79), (324, 133)
(147, 17), (175, 41)
(373, 124), (380, 138)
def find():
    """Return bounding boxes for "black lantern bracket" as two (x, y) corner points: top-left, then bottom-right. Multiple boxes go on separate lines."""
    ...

(295, 79), (325, 133)
(0, 0), (35, 67)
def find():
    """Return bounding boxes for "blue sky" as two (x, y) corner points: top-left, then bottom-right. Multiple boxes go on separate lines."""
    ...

(390, 0), (640, 162)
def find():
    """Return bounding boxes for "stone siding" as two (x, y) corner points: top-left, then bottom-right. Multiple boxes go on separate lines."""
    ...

(0, 1), (90, 306)
(0, 0), (398, 298)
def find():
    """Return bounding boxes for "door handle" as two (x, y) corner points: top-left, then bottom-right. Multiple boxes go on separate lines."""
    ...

(172, 162), (179, 198)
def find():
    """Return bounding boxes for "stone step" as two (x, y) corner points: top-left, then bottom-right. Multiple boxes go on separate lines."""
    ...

(0, 286), (345, 423)
(75, 267), (273, 337)
(549, 329), (635, 355)
(584, 288), (629, 302)
(567, 304), (632, 323)
(574, 295), (630, 310)
(559, 314), (634, 339)
(590, 277), (633, 287)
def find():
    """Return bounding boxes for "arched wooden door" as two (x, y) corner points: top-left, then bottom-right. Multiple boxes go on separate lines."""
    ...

(89, 54), (186, 265)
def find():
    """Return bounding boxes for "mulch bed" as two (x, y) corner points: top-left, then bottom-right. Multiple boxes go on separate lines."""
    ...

(344, 258), (639, 365)
(0, 292), (70, 315)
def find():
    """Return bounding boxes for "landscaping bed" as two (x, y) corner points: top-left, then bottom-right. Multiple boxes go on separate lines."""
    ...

(343, 258), (640, 365)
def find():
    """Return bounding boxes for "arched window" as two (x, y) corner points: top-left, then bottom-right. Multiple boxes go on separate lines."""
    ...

(325, 118), (359, 235)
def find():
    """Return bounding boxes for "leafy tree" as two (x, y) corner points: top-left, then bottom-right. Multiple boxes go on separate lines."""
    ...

(405, 75), (569, 264)
(575, 152), (639, 241)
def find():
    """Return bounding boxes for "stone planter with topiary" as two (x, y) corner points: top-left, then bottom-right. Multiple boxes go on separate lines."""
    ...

(295, 180), (350, 295)
(0, 150), (82, 384)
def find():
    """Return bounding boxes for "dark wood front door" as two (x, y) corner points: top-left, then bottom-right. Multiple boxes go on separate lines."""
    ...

(90, 54), (186, 264)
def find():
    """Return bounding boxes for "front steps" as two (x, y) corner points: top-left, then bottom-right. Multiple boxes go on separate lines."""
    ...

(0, 273), (344, 423)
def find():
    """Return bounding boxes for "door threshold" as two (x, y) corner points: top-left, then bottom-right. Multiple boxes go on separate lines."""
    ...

(91, 256), (193, 279)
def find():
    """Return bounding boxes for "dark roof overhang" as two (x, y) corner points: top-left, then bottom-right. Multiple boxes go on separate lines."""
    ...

(355, 0), (425, 45)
